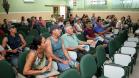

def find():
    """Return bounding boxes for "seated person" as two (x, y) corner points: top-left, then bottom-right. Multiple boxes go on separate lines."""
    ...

(94, 19), (112, 34)
(135, 19), (139, 35)
(46, 26), (79, 72)
(2, 25), (26, 67)
(74, 18), (83, 34)
(84, 21), (98, 40)
(84, 21), (107, 46)
(61, 25), (95, 61)
(38, 17), (46, 27)
(1, 19), (10, 34)
(23, 36), (59, 78)
(94, 19), (113, 40)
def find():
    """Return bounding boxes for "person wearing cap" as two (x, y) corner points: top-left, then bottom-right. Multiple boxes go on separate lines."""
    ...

(46, 25), (79, 72)
(2, 25), (26, 67)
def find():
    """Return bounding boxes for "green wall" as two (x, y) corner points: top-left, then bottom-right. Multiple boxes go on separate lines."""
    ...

(0, 0), (67, 12)
(70, 0), (139, 11)
(0, 0), (139, 13)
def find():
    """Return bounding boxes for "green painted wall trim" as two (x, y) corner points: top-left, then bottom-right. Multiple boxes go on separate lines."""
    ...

(0, 0), (139, 13)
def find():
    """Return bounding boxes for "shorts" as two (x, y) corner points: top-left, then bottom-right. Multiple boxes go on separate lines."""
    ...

(57, 60), (79, 72)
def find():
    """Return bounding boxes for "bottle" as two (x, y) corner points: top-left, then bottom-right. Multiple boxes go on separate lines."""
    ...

(7, 45), (12, 50)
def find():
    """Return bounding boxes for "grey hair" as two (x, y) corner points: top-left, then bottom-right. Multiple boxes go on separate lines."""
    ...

(64, 24), (72, 32)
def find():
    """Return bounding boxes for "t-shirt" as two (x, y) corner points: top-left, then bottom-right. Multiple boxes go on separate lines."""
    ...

(94, 23), (104, 33)
(84, 28), (96, 38)
(61, 33), (80, 48)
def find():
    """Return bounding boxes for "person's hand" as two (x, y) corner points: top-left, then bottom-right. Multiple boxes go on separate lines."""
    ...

(68, 58), (72, 62)
(0, 50), (6, 55)
(62, 60), (69, 64)
(47, 64), (52, 71)
(0, 55), (5, 60)
(105, 27), (112, 33)
(87, 40), (93, 43)
(87, 40), (95, 45)
(12, 49), (18, 53)
(77, 45), (85, 51)
(41, 66), (49, 73)
(99, 35), (104, 38)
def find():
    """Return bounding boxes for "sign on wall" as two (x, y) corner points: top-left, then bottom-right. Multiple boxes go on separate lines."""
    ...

(23, 0), (35, 3)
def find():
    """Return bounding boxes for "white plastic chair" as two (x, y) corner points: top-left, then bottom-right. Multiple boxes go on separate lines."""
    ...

(127, 37), (139, 43)
(104, 64), (125, 78)
(121, 47), (136, 57)
(124, 41), (137, 48)
(114, 54), (131, 66)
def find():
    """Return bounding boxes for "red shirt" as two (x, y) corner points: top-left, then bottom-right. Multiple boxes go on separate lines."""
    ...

(84, 28), (96, 38)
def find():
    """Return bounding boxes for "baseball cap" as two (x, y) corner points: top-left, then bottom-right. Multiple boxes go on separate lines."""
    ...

(8, 25), (15, 30)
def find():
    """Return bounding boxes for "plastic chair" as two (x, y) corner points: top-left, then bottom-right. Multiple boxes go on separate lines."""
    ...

(0, 60), (16, 78)
(18, 50), (29, 74)
(104, 64), (125, 78)
(80, 54), (97, 78)
(58, 69), (81, 78)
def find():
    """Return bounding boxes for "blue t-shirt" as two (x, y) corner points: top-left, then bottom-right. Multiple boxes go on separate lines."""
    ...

(94, 23), (104, 33)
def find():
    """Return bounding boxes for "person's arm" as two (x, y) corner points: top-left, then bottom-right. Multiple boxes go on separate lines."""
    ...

(23, 51), (45, 75)
(45, 38), (63, 63)
(19, 34), (26, 49)
(62, 40), (71, 61)
(86, 35), (94, 40)
(84, 30), (92, 40)
(97, 31), (105, 35)
(63, 40), (82, 51)
(65, 46), (78, 51)
(63, 35), (84, 51)
(79, 40), (89, 45)
(2, 37), (17, 53)
(0, 55), (5, 60)
(2, 37), (8, 49)
(79, 39), (96, 45)
(45, 47), (52, 70)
